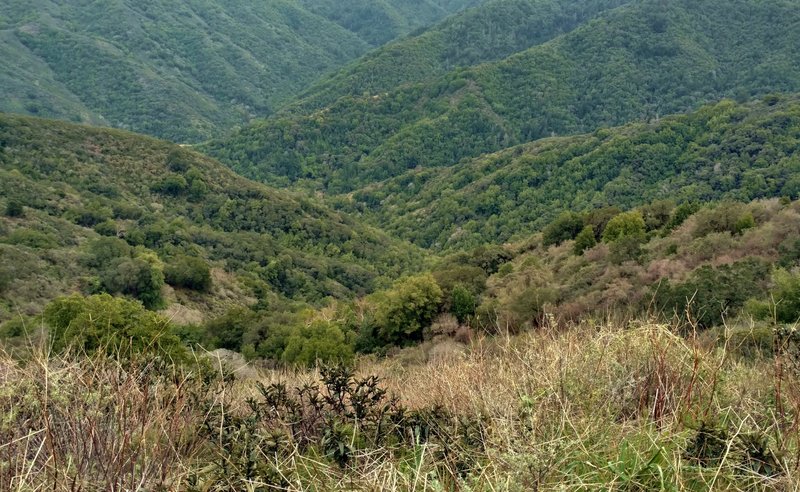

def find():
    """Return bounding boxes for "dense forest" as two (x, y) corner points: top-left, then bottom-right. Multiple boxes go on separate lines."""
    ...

(4, 0), (800, 489)
(346, 95), (800, 249)
(205, 0), (800, 193)
(0, 0), (479, 142)
(0, 114), (422, 331)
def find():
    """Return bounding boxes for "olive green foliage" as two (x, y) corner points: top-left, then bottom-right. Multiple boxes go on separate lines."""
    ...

(602, 212), (646, 243)
(82, 238), (165, 308)
(100, 256), (165, 309)
(507, 286), (558, 328)
(692, 202), (756, 238)
(0, 1), (475, 141)
(43, 293), (185, 359)
(0, 114), (421, 322)
(450, 284), (477, 324)
(369, 274), (443, 346)
(164, 255), (212, 292)
(762, 269), (800, 324)
(478, 197), (800, 330)
(654, 259), (770, 329)
(202, 307), (257, 352)
(152, 175), (188, 196)
(281, 320), (354, 366)
(573, 225), (596, 255)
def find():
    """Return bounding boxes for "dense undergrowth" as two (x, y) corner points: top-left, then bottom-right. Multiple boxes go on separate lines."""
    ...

(1, 321), (799, 490)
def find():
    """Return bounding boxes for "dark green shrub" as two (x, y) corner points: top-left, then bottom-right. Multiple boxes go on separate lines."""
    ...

(370, 274), (443, 346)
(4, 200), (23, 217)
(99, 256), (165, 309)
(573, 225), (596, 255)
(83, 237), (132, 268)
(585, 206), (622, 240)
(166, 148), (193, 172)
(450, 284), (477, 324)
(67, 205), (113, 227)
(164, 255), (212, 291)
(204, 307), (256, 351)
(93, 219), (118, 237)
(608, 233), (646, 264)
(152, 174), (188, 195)
(507, 286), (557, 328)
(470, 245), (513, 274)
(542, 212), (584, 247)
(692, 202), (754, 238)
(664, 202), (700, 232)
(654, 258), (770, 329)
(3, 229), (58, 249)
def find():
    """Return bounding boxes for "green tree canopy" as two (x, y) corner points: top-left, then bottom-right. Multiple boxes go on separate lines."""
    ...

(43, 293), (185, 360)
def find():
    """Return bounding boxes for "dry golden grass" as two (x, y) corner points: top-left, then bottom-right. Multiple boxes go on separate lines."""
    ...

(1, 321), (799, 490)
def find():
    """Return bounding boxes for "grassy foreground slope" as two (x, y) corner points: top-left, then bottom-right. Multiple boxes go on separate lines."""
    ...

(0, 114), (422, 322)
(206, 0), (800, 192)
(350, 95), (800, 249)
(2, 321), (797, 490)
(0, 0), (478, 142)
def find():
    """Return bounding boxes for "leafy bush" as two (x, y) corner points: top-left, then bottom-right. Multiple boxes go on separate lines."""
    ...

(66, 205), (113, 227)
(602, 212), (646, 243)
(450, 284), (477, 324)
(369, 274), (443, 346)
(83, 237), (132, 268)
(43, 293), (185, 359)
(152, 175), (188, 196)
(692, 202), (755, 238)
(93, 219), (118, 237)
(99, 256), (165, 309)
(203, 307), (257, 352)
(281, 320), (354, 366)
(767, 268), (800, 323)
(164, 255), (212, 292)
(2, 229), (58, 249)
(507, 286), (558, 329)
(573, 225), (596, 255)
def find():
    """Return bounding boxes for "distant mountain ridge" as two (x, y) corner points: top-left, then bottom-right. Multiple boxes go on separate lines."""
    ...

(205, 0), (800, 194)
(0, 0), (480, 142)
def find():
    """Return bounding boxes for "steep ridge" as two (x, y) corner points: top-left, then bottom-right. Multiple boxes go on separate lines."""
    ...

(290, 0), (634, 112)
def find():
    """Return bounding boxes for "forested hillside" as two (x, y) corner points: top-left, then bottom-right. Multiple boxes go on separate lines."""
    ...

(291, 0), (633, 112)
(206, 0), (800, 193)
(0, 0), (478, 142)
(0, 114), (422, 325)
(347, 95), (800, 249)
(297, 0), (482, 46)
